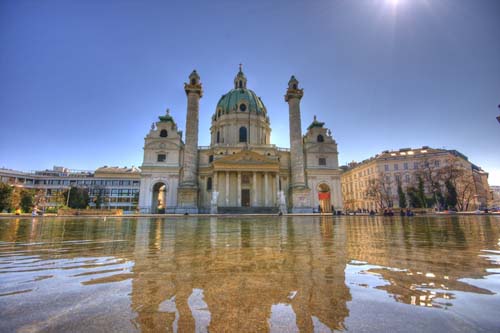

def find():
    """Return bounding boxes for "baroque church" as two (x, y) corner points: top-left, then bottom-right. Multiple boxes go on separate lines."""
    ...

(138, 67), (343, 213)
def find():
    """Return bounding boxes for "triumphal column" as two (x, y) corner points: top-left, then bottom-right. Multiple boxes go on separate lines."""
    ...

(177, 70), (202, 213)
(285, 76), (313, 213)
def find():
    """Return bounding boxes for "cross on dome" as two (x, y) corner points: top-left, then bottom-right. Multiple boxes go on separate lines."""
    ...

(234, 64), (247, 89)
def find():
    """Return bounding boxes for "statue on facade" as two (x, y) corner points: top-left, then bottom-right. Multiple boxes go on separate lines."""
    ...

(210, 191), (219, 214)
(151, 123), (155, 130)
(278, 190), (287, 215)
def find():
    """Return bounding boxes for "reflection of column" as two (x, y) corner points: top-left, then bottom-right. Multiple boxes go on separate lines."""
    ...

(253, 172), (257, 206)
(237, 172), (241, 206)
(225, 171), (229, 206)
(264, 173), (269, 206)
(275, 173), (280, 205)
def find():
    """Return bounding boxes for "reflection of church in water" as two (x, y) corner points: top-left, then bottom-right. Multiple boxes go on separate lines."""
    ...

(130, 216), (351, 332)
(138, 66), (343, 213)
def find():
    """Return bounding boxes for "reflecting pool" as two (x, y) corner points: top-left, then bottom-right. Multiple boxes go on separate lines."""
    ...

(1, 216), (500, 332)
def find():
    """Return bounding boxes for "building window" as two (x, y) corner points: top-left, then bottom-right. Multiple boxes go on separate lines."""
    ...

(394, 164), (399, 171)
(384, 164), (389, 171)
(435, 160), (440, 167)
(319, 158), (327, 166)
(208, 155), (214, 163)
(239, 81), (242, 88)
(405, 174), (410, 183)
(191, 79), (196, 85)
(317, 135), (324, 142)
(414, 162), (419, 169)
(404, 163), (408, 170)
(160, 129), (168, 137)
(207, 177), (212, 191)
(157, 154), (166, 162)
(293, 84), (297, 89)
(239, 127), (247, 142)
(239, 103), (247, 111)
(216, 131), (220, 143)
(217, 110), (221, 118)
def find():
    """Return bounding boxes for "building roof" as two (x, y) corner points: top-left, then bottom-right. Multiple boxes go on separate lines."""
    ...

(94, 166), (141, 175)
(341, 146), (470, 172)
(216, 88), (267, 115)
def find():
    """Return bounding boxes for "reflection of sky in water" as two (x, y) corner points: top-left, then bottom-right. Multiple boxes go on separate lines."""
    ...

(0, 216), (500, 332)
(188, 289), (211, 333)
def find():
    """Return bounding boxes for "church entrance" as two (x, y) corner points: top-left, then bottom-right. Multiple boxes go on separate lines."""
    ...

(152, 182), (166, 213)
(241, 189), (250, 207)
(318, 183), (332, 213)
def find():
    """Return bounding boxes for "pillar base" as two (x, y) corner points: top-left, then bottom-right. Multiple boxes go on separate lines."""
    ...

(290, 187), (313, 213)
(176, 186), (199, 214)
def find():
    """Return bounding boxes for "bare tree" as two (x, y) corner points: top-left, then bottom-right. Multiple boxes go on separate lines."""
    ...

(365, 173), (393, 209)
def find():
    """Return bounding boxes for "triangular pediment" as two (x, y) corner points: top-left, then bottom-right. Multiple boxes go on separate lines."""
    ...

(213, 150), (279, 171)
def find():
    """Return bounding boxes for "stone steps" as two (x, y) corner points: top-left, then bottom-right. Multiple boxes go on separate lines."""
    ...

(217, 207), (279, 214)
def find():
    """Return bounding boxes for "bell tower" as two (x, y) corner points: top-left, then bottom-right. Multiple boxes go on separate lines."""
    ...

(177, 70), (203, 213)
(285, 75), (312, 213)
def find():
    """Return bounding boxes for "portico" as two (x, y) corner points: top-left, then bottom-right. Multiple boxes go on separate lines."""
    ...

(211, 150), (280, 208)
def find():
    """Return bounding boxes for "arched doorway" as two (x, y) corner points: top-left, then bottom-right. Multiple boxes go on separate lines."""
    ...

(317, 183), (332, 213)
(152, 182), (167, 214)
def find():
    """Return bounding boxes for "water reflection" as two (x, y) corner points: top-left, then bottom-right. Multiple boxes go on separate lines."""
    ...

(0, 216), (499, 332)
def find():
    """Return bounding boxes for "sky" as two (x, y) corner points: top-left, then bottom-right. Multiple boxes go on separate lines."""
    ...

(1, 0), (499, 184)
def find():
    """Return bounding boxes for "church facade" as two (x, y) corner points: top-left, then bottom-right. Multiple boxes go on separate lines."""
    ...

(138, 68), (343, 214)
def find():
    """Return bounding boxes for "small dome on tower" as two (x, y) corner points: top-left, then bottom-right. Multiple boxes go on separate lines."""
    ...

(288, 75), (299, 90)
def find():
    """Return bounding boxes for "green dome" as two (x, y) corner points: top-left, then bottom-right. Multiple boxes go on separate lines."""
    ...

(215, 88), (267, 116)
(214, 66), (267, 118)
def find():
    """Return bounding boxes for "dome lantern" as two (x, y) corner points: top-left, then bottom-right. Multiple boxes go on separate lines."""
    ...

(234, 63), (247, 89)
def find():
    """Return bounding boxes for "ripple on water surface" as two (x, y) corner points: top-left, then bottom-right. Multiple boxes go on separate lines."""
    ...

(0, 216), (499, 332)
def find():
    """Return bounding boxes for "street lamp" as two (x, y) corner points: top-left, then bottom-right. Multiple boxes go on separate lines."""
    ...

(66, 186), (72, 207)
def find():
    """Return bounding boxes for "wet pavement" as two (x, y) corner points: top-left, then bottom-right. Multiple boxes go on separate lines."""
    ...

(1, 215), (499, 332)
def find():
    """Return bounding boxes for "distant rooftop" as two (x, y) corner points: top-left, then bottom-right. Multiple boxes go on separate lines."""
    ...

(341, 146), (470, 171)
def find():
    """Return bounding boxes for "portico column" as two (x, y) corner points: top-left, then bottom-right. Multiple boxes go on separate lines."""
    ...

(237, 172), (242, 206)
(225, 171), (229, 206)
(253, 172), (257, 207)
(264, 172), (269, 206)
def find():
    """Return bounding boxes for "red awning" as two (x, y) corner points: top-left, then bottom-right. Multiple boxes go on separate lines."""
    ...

(318, 192), (330, 200)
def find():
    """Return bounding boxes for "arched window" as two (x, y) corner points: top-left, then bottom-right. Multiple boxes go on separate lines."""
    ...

(216, 131), (220, 143)
(239, 104), (246, 111)
(239, 127), (247, 143)
(208, 155), (214, 163)
(217, 110), (221, 118)
(317, 134), (324, 142)
(191, 78), (196, 85)
(160, 129), (168, 137)
(293, 84), (297, 89)
(207, 177), (212, 191)
(239, 81), (242, 88)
